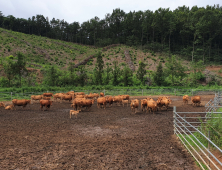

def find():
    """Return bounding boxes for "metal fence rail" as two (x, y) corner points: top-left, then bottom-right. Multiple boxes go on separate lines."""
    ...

(174, 103), (222, 169)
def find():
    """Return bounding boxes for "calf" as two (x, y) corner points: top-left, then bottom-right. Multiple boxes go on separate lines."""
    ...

(5, 104), (15, 110)
(70, 110), (81, 118)
(0, 102), (5, 108)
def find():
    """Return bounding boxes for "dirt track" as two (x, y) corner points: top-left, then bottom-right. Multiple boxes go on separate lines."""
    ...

(0, 95), (213, 169)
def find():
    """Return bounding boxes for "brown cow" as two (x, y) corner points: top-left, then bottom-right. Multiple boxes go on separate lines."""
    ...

(147, 100), (158, 114)
(43, 93), (53, 97)
(106, 96), (113, 107)
(141, 99), (148, 111)
(70, 110), (81, 118)
(66, 91), (74, 95)
(5, 104), (15, 110)
(61, 95), (73, 102)
(53, 93), (64, 101)
(75, 92), (85, 96)
(75, 95), (85, 99)
(72, 98), (84, 110)
(183, 95), (189, 105)
(156, 97), (170, 111)
(85, 93), (94, 99)
(97, 97), (106, 109)
(80, 99), (94, 111)
(0, 102), (5, 108)
(43, 97), (51, 100)
(93, 93), (99, 99)
(130, 99), (139, 114)
(113, 96), (122, 106)
(31, 95), (43, 102)
(191, 96), (201, 106)
(100, 92), (104, 97)
(12, 99), (31, 110)
(40, 100), (53, 111)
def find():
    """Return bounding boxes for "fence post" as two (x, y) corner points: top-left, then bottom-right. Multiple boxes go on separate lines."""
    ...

(174, 89), (176, 96)
(142, 89), (143, 96)
(173, 106), (176, 134)
(208, 130), (211, 167)
(184, 115), (186, 133)
(104, 89), (105, 96)
(192, 89), (193, 96)
(11, 92), (12, 101)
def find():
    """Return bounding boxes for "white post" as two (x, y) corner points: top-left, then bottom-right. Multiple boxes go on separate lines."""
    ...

(142, 89), (143, 96)
(192, 89), (193, 96)
(104, 89), (105, 96)
(173, 106), (176, 134)
(11, 92), (12, 101)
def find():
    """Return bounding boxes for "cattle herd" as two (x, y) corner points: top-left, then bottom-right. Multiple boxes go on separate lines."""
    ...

(0, 91), (202, 117)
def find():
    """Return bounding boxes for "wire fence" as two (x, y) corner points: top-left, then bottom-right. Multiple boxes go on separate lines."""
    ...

(0, 88), (221, 101)
(174, 93), (222, 170)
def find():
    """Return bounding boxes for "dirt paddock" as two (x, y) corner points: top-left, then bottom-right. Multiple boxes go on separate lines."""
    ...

(0, 95), (214, 169)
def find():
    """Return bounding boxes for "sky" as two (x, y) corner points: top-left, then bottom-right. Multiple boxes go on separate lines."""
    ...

(0, 0), (221, 24)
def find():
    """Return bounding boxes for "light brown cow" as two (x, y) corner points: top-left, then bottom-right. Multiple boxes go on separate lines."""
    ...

(0, 102), (5, 108)
(70, 110), (81, 118)
(130, 99), (139, 114)
(12, 99), (31, 110)
(147, 100), (158, 114)
(85, 93), (94, 99)
(75, 95), (85, 99)
(191, 96), (201, 106)
(5, 104), (15, 110)
(97, 97), (106, 109)
(183, 95), (189, 105)
(156, 97), (170, 111)
(43, 93), (53, 97)
(122, 100), (129, 107)
(40, 100), (53, 111)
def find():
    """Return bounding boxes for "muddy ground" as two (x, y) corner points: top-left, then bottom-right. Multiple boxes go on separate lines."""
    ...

(0, 95), (214, 170)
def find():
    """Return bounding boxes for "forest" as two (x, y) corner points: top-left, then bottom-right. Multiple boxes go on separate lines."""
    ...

(1, 5), (222, 64)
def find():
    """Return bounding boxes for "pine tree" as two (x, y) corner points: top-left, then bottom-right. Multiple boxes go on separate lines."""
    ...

(154, 62), (164, 86)
(136, 61), (147, 85)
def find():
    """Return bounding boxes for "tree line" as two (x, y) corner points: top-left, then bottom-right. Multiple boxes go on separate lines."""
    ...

(1, 5), (222, 64)
(0, 52), (207, 88)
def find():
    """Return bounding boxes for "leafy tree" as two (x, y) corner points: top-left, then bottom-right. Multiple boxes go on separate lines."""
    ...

(112, 61), (120, 86)
(14, 52), (27, 87)
(77, 66), (87, 86)
(136, 61), (147, 85)
(123, 65), (133, 86)
(164, 55), (186, 85)
(153, 62), (164, 86)
(190, 60), (205, 86)
(95, 51), (104, 85)
(104, 63), (112, 85)
(2, 55), (16, 86)
(47, 66), (58, 86)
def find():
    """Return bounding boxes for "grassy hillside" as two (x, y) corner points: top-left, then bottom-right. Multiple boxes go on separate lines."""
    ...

(0, 27), (222, 86)
(0, 28), (173, 71)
